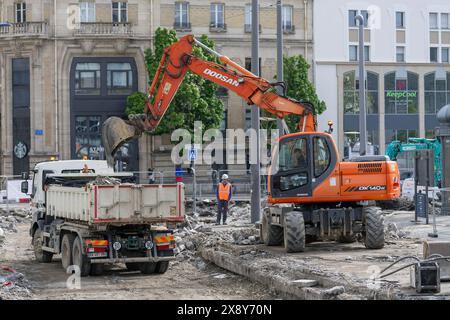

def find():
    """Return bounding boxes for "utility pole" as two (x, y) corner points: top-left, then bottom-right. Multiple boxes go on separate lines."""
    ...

(250, 0), (261, 223)
(355, 14), (367, 156)
(276, 0), (284, 136)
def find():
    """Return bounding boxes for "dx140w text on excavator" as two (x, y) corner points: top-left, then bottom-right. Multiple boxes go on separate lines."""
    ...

(101, 35), (400, 252)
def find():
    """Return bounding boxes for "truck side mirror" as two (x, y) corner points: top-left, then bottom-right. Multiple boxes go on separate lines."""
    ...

(21, 172), (29, 180)
(21, 181), (29, 194)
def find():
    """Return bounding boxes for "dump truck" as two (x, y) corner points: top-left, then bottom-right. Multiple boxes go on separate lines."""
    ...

(101, 35), (400, 252)
(23, 160), (184, 276)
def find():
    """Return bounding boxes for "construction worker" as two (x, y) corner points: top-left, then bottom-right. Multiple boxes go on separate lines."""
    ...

(216, 174), (232, 225)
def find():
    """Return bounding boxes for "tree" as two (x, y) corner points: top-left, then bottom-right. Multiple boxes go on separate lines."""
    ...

(125, 28), (224, 136)
(270, 55), (326, 132)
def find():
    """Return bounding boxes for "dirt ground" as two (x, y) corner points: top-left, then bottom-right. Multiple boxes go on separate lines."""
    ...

(0, 223), (276, 300)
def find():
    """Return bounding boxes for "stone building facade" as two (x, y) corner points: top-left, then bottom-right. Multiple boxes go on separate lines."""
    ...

(0, 0), (312, 177)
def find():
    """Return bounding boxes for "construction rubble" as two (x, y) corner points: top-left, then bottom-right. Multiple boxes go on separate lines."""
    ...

(0, 205), (33, 300)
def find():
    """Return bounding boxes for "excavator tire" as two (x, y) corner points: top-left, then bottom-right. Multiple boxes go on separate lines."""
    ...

(261, 209), (283, 246)
(283, 211), (305, 253)
(363, 207), (385, 249)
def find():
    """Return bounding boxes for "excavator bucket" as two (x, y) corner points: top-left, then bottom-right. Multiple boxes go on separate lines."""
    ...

(101, 116), (141, 167)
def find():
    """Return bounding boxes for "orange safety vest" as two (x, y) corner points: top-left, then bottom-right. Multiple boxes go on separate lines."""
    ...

(218, 183), (231, 201)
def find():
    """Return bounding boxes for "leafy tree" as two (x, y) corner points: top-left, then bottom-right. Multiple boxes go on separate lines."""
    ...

(266, 55), (326, 132)
(125, 27), (224, 136)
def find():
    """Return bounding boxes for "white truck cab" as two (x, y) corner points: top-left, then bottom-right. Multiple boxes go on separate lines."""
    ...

(30, 160), (115, 205)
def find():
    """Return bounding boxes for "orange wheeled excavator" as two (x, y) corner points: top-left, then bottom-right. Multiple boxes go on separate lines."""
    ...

(102, 35), (400, 252)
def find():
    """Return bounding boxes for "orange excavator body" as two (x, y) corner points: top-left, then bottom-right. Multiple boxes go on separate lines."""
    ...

(102, 35), (400, 206)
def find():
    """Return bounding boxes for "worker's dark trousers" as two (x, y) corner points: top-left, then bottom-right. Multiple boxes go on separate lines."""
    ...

(217, 200), (229, 224)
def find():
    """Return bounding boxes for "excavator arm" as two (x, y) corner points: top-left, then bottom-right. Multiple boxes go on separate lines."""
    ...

(102, 35), (317, 164)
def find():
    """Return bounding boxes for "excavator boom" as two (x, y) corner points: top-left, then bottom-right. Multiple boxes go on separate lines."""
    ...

(102, 35), (317, 165)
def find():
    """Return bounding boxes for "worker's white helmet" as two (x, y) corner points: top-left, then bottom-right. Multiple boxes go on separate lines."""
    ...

(221, 174), (229, 180)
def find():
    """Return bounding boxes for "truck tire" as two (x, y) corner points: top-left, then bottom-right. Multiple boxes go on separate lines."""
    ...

(283, 211), (305, 253)
(261, 210), (283, 246)
(155, 261), (169, 274)
(139, 262), (157, 274)
(72, 236), (91, 277)
(90, 264), (104, 276)
(363, 207), (385, 249)
(61, 233), (75, 271)
(126, 263), (140, 271)
(33, 229), (53, 263)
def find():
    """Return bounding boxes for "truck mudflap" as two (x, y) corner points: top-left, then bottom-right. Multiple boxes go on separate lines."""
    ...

(90, 256), (175, 264)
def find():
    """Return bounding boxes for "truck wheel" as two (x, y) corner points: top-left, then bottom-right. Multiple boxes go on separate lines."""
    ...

(90, 264), (104, 276)
(61, 233), (75, 271)
(72, 236), (91, 277)
(33, 229), (53, 263)
(139, 262), (157, 274)
(363, 207), (385, 249)
(126, 263), (140, 271)
(261, 210), (283, 246)
(155, 261), (169, 274)
(283, 211), (305, 253)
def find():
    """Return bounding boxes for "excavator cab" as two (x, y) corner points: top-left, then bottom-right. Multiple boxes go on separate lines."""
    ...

(269, 132), (338, 201)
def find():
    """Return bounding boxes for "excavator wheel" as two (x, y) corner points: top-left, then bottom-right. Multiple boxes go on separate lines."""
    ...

(283, 211), (305, 253)
(363, 207), (385, 249)
(261, 209), (283, 246)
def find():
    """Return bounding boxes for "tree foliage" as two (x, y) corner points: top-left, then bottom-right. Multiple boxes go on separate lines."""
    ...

(276, 55), (326, 132)
(125, 27), (224, 136)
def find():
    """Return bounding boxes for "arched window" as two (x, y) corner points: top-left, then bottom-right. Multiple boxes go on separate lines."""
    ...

(425, 72), (450, 114)
(384, 71), (418, 114)
(343, 71), (378, 114)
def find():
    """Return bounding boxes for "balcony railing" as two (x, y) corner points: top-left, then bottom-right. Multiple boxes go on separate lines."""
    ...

(209, 23), (227, 32)
(244, 24), (262, 33)
(283, 25), (295, 34)
(0, 22), (48, 37)
(74, 22), (133, 36)
(174, 22), (191, 31)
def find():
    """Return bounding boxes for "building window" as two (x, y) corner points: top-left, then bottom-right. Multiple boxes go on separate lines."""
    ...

(384, 71), (419, 114)
(112, 2), (127, 23)
(282, 5), (293, 32)
(442, 13), (449, 29)
(430, 12), (438, 29)
(175, 2), (189, 29)
(396, 12), (405, 28)
(75, 116), (103, 160)
(443, 48), (450, 63)
(74, 63), (101, 95)
(349, 45), (370, 61)
(80, 2), (95, 23)
(426, 130), (435, 139)
(343, 71), (379, 114)
(386, 129), (417, 144)
(15, 2), (26, 23)
(349, 45), (357, 61)
(430, 47), (438, 62)
(348, 9), (368, 27)
(425, 72), (450, 114)
(210, 3), (225, 29)
(396, 46), (405, 62)
(107, 63), (133, 95)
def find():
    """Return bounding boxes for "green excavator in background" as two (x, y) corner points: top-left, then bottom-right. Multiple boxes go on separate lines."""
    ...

(385, 137), (442, 187)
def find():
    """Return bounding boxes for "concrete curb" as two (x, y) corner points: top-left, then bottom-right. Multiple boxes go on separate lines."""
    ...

(200, 246), (401, 300)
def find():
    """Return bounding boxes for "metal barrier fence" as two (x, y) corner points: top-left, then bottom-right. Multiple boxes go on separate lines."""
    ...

(128, 169), (267, 201)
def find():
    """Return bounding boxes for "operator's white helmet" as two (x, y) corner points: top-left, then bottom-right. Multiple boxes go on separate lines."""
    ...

(221, 174), (229, 180)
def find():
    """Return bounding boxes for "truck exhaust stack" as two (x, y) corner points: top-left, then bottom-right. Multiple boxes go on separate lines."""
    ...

(101, 116), (141, 167)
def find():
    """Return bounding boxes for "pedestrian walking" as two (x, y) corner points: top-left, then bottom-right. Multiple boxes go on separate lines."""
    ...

(216, 174), (232, 225)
